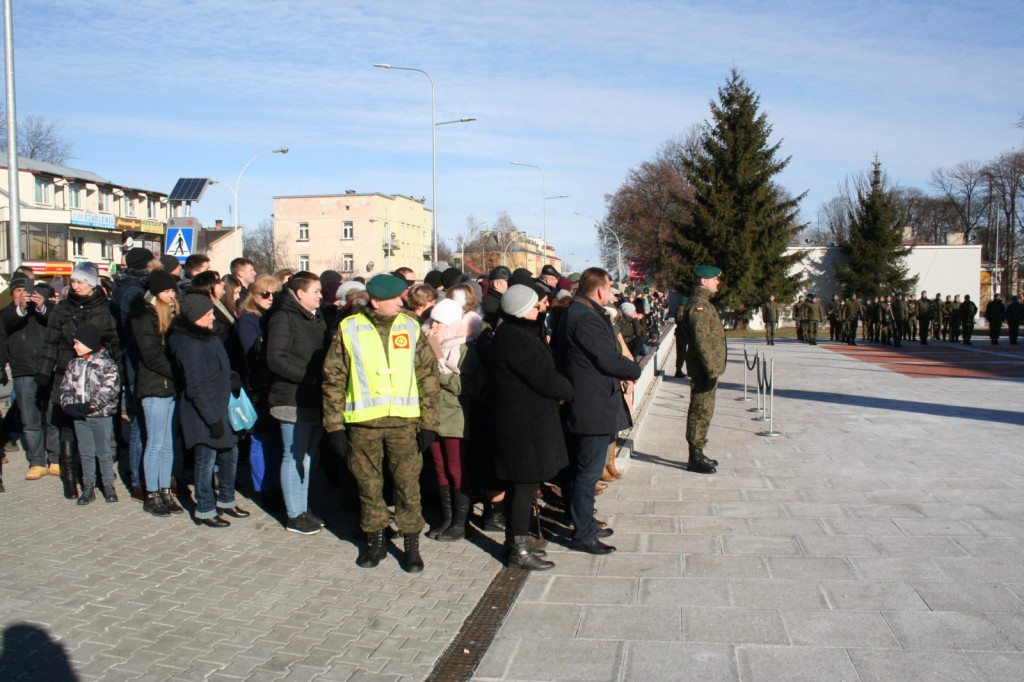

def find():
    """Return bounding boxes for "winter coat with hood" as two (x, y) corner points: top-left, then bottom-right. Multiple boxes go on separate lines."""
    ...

(266, 287), (329, 415)
(1, 299), (51, 377)
(168, 316), (236, 450)
(129, 294), (177, 399)
(425, 310), (482, 439)
(38, 288), (122, 404)
(59, 348), (121, 418)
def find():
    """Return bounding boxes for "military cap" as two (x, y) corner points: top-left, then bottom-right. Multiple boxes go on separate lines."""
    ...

(365, 273), (408, 300)
(488, 265), (512, 281)
(568, 272), (581, 282)
(694, 265), (722, 279)
(540, 264), (561, 279)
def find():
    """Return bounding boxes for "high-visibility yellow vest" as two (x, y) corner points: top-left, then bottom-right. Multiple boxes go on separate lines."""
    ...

(340, 312), (422, 423)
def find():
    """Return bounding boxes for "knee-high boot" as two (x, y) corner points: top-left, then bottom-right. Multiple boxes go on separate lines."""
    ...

(426, 485), (452, 539)
(59, 441), (78, 499)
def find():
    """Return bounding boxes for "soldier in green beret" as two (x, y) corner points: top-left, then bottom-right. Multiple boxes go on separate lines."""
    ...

(827, 294), (841, 341)
(322, 274), (441, 572)
(806, 294), (822, 345)
(678, 265), (725, 474)
(917, 291), (932, 345)
(844, 294), (863, 345)
(761, 294), (779, 346)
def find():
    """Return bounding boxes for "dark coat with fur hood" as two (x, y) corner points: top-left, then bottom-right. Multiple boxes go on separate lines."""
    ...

(168, 317), (236, 450)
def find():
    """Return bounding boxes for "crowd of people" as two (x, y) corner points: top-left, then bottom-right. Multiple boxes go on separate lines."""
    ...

(768, 290), (1022, 347)
(0, 252), (678, 573)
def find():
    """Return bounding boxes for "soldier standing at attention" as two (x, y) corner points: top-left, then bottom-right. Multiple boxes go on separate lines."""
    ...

(680, 265), (726, 475)
(960, 295), (978, 345)
(917, 291), (932, 345)
(932, 293), (944, 341)
(322, 274), (441, 572)
(827, 294), (841, 341)
(1006, 295), (1022, 345)
(806, 294), (822, 345)
(794, 295), (806, 342)
(985, 294), (1006, 345)
(942, 295), (953, 341)
(761, 294), (779, 346)
(950, 294), (962, 342)
(907, 295), (918, 341)
(845, 294), (863, 345)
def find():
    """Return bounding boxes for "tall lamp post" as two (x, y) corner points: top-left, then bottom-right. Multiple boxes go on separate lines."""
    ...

(576, 211), (624, 282)
(510, 162), (568, 267)
(234, 147), (289, 258)
(373, 63), (476, 268)
(446, 237), (464, 273)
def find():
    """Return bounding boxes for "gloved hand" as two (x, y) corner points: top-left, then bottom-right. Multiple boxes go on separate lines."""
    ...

(209, 420), (225, 438)
(327, 430), (349, 459)
(0, 367), (8, 386)
(230, 371), (242, 395)
(62, 403), (92, 419)
(416, 429), (437, 452)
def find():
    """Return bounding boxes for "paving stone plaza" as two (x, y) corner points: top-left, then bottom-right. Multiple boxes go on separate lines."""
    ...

(2, 337), (1024, 681)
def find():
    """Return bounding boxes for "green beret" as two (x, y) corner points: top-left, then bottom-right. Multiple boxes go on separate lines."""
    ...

(365, 274), (408, 300)
(568, 272), (581, 282)
(694, 265), (722, 279)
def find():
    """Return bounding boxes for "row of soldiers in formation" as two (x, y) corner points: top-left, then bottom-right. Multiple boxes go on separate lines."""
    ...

(761, 291), (1004, 347)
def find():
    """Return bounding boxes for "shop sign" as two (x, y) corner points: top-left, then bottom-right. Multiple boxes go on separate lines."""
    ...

(116, 217), (142, 231)
(70, 211), (116, 230)
(139, 220), (165, 235)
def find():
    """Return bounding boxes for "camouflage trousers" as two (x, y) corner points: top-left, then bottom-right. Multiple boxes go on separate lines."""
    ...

(764, 322), (776, 344)
(685, 371), (718, 449)
(347, 422), (424, 534)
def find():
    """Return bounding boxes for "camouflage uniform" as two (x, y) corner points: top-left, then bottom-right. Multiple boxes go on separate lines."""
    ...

(806, 296), (822, 345)
(826, 296), (841, 341)
(680, 287), (727, 449)
(322, 309), (440, 534)
(761, 298), (779, 345)
(844, 296), (863, 345)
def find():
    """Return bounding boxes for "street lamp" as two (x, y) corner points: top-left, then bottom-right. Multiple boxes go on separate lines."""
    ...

(510, 162), (568, 267)
(234, 146), (289, 258)
(446, 237), (464, 273)
(576, 211), (624, 282)
(502, 238), (518, 267)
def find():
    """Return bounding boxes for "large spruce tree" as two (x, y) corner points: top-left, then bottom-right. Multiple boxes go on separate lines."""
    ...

(668, 68), (805, 321)
(834, 158), (917, 297)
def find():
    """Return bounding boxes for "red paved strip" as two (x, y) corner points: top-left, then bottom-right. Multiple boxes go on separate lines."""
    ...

(823, 342), (1024, 379)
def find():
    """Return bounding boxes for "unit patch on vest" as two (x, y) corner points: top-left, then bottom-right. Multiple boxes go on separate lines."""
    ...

(393, 332), (411, 349)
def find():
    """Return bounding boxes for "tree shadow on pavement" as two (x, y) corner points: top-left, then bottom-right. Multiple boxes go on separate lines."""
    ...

(772, 388), (1024, 426)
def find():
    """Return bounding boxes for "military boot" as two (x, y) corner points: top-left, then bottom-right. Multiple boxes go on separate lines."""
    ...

(357, 529), (388, 568)
(402, 533), (425, 573)
(687, 446), (717, 475)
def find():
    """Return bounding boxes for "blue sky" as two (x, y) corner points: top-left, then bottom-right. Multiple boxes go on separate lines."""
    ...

(10, 0), (1023, 272)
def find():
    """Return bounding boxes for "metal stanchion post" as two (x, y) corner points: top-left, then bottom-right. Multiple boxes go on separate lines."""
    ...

(752, 351), (770, 421)
(737, 345), (755, 402)
(759, 358), (782, 437)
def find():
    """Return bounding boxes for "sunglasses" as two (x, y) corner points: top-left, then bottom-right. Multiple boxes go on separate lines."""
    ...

(257, 291), (273, 299)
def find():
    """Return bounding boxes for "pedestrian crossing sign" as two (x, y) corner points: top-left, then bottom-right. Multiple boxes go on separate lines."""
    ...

(166, 227), (194, 263)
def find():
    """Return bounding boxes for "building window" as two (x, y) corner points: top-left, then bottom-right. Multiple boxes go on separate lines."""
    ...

(67, 185), (82, 209)
(342, 221), (354, 240)
(297, 223), (309, 241)
(101, 239), (115, 261)
(21, 223), (68, 261)
(34, 177), (52, 205)
(123, 196), (136, 216)
(342, 254), (354, 273)
(146, 199), (158, 219)
(298, 254), (309, 271)
(98, 191), (111, 213)
(71, 235), (85, 257)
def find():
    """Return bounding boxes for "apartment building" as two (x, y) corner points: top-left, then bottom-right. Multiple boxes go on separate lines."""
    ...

(0, 152), (172, 277)
(273, 191), (432, 277)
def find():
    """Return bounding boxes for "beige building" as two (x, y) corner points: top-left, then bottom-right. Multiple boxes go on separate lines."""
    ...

(273, 192), (431, 277)
(457, 230), (562, 277)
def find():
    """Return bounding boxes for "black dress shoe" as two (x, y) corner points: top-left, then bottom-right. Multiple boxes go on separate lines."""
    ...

(570, 538), (616, 555)
(596, 528), (614, 539)
(218, 506), (250, 518)
(199, 516), (230, 528)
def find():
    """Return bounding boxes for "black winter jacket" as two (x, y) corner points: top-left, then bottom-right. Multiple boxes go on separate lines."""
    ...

(1, 302), (50, 376)
(168, 317), (236, 450)
(488, 316), (573, 483)
(38, 289), (122, 404)
(554, 295), (640, 435)
(266, 289), (329, 412)
(129, 295), (177, 399)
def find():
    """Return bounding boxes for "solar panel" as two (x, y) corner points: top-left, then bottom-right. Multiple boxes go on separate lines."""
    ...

(168, 178), (211, 202)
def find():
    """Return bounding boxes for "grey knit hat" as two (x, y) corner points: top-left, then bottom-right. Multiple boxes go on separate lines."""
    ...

(620, 302), (636, 316)
(501, 284), (538, 318)
(70, 262), (99, 287)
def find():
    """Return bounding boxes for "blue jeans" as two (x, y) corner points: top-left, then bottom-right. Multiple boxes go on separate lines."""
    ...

(142, 397), (175, 492)
(250, 430), (283, 492)
(194, 444), (238, 519)
(128, 393), (145, 488)
(14, 376), (47, 467)
(279, 421), (323, 519)
(73, 416), (115, 487)
(569, 433), (614, 543)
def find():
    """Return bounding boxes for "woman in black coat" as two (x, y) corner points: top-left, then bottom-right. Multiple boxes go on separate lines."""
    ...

(36, 262), (122, 499)
(488, 284), (573, 570)
(169, 295), (247, 528)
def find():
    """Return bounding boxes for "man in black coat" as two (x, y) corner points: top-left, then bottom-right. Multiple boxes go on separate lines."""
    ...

(554, 267), (641, 555)
(985, 295), (1006, 345)
(1007, 295), (1022, 345)
(481, 266), (510, 326)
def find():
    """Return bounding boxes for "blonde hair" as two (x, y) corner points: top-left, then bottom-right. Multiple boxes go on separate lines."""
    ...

(239, 274), (283, 316)
(152, 292), (179, 335)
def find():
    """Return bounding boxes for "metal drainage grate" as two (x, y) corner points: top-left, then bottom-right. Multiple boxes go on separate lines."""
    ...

(425, 567), (528, 681)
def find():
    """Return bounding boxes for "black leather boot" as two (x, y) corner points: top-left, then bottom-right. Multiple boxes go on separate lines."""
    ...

(687, 446), (717, 475)
(59, 441), (78, 499)
(481, 499), (506, 531)
(438, 489), (470, 541)
(402, 533), (425, 573)
(426, 485), (452, 539)
(689, 445), (718, 468)
(508, 535), (554, 570)
(77, 483), (96, 505)
(357, 529), (387, 568)
(143, 491), (171, 517)
(159, 488), (183, 514)
(102, 483), (118, 503)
